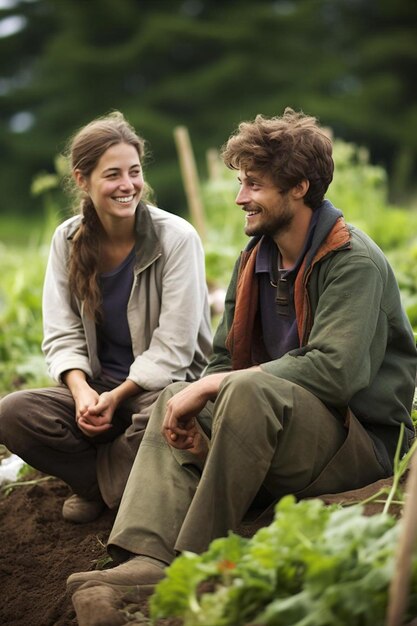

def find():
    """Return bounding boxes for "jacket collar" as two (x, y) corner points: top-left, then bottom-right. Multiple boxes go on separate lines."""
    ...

(304, 199), (344, 268)
(133, 201), (162, 270)
(66, 201), (162, 271)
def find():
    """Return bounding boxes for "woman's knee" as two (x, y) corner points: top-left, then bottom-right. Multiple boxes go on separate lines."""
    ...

(0, 389), (35, 443)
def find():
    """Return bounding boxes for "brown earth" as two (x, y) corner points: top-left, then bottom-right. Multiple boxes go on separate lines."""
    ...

(0, 472), (116, 626)
(0, 470), (404, 626)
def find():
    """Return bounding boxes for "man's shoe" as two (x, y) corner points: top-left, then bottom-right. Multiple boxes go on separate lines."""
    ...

(67, 555), (166, 595)
(62, 494), (105, 524)
(71, 581), (156, 626)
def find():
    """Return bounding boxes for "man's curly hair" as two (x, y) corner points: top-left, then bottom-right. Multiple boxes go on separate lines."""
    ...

(221, 107), (334, 210)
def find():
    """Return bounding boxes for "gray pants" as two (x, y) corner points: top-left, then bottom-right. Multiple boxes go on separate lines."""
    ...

(0, 381), (160, 508)
(108, 371), (387, 563)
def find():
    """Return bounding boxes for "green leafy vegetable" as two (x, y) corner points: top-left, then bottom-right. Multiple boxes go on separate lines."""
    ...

(150, 496), (417, 626)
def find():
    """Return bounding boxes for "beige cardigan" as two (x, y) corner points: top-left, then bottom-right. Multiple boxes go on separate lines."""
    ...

(42, 202), (212, 390)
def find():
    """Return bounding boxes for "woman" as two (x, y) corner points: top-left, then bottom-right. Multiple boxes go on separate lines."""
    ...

(0, 111), (212, 522)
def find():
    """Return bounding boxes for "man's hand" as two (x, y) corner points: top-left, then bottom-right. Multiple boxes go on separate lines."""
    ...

(162, 373), (228, 451)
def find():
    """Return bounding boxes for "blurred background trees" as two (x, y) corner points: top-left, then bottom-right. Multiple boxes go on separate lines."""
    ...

(0, 0), (416, 217)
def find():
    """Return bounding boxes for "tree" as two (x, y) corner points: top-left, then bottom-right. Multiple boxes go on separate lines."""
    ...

(0, 0), (416, 217)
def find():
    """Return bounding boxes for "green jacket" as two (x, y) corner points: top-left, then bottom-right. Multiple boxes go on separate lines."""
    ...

(205, 200), (417, 458)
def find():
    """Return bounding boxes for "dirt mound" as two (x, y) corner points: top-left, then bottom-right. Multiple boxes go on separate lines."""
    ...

(0, 471), (398, 626)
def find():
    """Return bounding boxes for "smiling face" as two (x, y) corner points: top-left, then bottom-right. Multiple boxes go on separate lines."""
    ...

(75, 142), (144, 229)
(236, 169), (294, 240)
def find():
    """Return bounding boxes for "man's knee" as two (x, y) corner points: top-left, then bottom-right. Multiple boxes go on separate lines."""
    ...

(214, 371), (297, 433)
(154, 381), (190, 410)
(219, 370), (290, 403)
(145, 381), (190, 433)
(214, 371), (273, 423)
(221, 370), (260, 392)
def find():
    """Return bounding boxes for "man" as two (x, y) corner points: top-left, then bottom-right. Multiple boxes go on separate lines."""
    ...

(68, 108), (417, 594)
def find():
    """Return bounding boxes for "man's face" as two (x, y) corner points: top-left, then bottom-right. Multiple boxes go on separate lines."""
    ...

(236, 169), (294, 239)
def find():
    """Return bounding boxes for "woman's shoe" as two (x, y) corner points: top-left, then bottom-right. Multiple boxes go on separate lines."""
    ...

(62, 494), (105, 523)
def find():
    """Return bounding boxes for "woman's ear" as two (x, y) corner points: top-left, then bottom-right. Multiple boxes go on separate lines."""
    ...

(73, 169), (88, 192)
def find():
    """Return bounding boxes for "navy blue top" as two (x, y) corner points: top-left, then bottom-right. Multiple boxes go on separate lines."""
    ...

(256, 211), (319, 360)
(97, 246), (136, 382)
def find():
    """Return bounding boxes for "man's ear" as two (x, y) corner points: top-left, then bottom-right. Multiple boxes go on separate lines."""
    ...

(291, 179), (309, 200)
(73, 169), (88, 192)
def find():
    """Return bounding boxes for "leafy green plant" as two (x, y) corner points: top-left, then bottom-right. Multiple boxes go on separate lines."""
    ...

(0, 210), (58, 393)
(150, 496), (417, 626)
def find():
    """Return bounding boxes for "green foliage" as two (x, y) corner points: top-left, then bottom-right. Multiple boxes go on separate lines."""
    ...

(412, 389), (417, 429)
(0, 213), (56, 393)
(387, 240), (417, 332)
(329, 143), (417, 334)
(329, 140), (417, 250)
(151, 496), (417, 626)
(201, 171), (245, 287)
(360, 425), (417, 515)
(17, 463), (35, 480)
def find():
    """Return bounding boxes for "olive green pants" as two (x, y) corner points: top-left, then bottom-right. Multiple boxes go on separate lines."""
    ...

(108, 371), (387, 564)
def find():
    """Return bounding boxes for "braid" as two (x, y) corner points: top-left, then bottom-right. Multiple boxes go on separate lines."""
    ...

(68, 198), (102, 321)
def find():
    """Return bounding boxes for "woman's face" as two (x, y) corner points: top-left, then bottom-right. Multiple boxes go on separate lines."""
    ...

(76, 142), (144, 227)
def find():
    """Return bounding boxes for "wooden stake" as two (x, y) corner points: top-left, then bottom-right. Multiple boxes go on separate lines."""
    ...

(206, 148), (222, 181)
(173, 126), (206, 240)
(386, 449), (417, 626)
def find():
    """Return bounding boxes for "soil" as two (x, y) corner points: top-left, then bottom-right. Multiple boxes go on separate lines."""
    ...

(0, 472), (115, 626)
(0, 470), (404, 626)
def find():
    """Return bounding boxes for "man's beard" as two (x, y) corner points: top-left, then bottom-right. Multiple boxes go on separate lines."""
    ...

(243, 201), (294, 238)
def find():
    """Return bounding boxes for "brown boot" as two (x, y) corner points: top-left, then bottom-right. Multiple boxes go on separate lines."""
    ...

(62, 494), (106, 524)
(67, 555), (166, 596)
(71, 581), (155, 626)
(71, 583), (127, 626)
